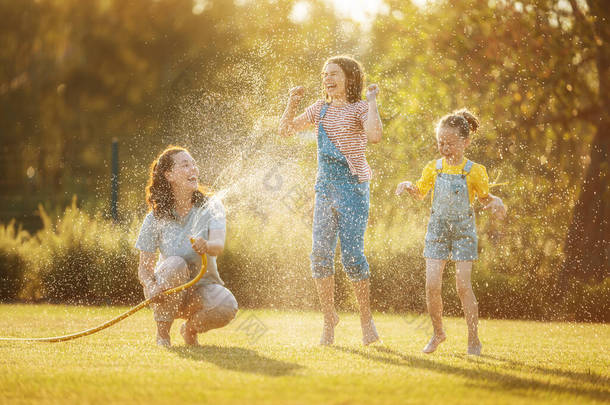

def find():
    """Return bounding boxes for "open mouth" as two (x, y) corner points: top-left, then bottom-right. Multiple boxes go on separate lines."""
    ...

(188, 176), (198, 183)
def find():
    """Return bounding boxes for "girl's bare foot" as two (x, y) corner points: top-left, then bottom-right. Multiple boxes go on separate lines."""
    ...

(319, 312), (340, 346)
(362, 319), (380, 346)
(180, 322), (199, 346)
(467, 337), (482, 355)
(422, 333), (446, 354)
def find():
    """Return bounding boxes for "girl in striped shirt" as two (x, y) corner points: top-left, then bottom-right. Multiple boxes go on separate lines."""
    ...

(279, 55), (383, 346)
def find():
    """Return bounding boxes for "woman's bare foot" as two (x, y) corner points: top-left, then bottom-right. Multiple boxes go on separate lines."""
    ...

(422, 333), (446, 354)
(155, 321), (172, 347)
(319, 312), (340, 346)
(180, 322), (199, 346)
(362, 319), (380, 346)
(156, 334), (171, 347)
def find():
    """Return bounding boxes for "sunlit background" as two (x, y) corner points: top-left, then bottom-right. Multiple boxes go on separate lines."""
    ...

(0, 0), (607, 322)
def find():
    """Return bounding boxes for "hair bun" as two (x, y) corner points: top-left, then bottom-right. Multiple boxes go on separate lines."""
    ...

(454, 108), (479, 133)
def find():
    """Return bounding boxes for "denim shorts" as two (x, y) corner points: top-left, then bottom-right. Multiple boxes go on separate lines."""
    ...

(423, 213), (478, 261)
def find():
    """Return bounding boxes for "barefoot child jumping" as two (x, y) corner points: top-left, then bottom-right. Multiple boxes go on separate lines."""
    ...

(278, 55), (383, 346)
(396, 109), (506, 355)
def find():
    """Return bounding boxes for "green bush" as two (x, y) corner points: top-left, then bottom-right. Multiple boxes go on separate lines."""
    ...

(0, 197), (605, 323)
(0, 221), (29, 301)
(34, 199), (142, 305)
(562, 278), (610, 322)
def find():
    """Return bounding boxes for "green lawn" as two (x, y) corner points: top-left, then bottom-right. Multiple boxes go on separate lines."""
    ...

(0, 304), (608, 405)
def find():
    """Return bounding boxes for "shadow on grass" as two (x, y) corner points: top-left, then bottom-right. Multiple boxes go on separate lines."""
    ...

(329, 345), (609, 401)
(473, 354), (610, 386)
(169, 345), (303, 377)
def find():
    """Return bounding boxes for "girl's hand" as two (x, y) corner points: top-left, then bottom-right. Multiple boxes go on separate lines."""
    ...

(484, 196), (507, 220)
(396, 181), (418, 197)
(366, 84), (380, 101)
(191, 237), (208, 256)
(289, 86), (305, 102)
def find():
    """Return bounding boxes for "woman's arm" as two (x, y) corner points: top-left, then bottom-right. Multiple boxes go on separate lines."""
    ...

(364, 84), (382, 144)
(278, 86), (311, 137)
(206, 228), (225, 256)
(191, 228), (226, 257)
(138, 251), (159, 299)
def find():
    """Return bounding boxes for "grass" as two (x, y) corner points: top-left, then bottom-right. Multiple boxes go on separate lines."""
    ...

(0, 304), (608, 405)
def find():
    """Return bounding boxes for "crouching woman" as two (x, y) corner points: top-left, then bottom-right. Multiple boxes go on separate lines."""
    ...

(135, 146), (238, 347)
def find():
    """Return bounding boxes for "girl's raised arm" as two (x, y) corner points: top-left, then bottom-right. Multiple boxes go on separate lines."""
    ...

(364, 84), (382, 144)
(279, 86), (311, 137)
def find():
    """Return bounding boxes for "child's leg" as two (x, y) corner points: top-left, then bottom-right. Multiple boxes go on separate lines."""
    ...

(336, 182), (376, 344)
(315, 276), (339, 345)
(425, 258), (447, 336)
(311, 188), (340, 345)
(455, 261), (481, 353)
(352, 279), (372, 325)
(423, 259), (447, 353)
(315, 276), (336, 320)
(352, 278), (379, 345)
(339, 222), (374, 339)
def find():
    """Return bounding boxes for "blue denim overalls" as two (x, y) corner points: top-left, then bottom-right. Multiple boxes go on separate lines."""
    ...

(310, 103), (370, 281)
(423, 158), (478, 261)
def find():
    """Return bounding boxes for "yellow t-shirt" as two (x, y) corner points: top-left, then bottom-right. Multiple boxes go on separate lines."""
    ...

(415, 157), (489, 204)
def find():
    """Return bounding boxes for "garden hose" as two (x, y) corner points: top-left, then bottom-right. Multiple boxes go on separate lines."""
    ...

(0, 240), (207, 343)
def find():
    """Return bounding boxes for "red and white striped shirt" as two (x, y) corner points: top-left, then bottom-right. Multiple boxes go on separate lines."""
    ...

(305, 100), (372, 183)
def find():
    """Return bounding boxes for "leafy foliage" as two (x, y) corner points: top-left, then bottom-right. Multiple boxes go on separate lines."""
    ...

(0, 1), (607, 318)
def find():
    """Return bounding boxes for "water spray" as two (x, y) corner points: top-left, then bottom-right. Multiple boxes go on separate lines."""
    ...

(0, 104), (295, 343)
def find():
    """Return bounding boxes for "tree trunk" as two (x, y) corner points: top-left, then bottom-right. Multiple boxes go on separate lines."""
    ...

(562, 0), (610, 281)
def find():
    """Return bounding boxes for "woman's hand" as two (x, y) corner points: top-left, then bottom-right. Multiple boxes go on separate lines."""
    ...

(484, 195), (507, 220)
(395, 181), (419, 198)
(191, 237), (208, 255)
(366, 84), (380, 101)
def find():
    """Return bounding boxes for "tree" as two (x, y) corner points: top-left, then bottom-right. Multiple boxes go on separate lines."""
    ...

(562, 0), (609, 282)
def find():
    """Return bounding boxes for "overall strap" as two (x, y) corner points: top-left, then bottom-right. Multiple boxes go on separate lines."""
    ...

(462, 159), (474, 175)
(319, 103), (330, 120)
(435, 158), (443, 173)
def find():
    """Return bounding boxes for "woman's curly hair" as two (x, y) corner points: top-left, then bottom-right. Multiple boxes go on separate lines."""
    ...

(145, 146), (209, 220)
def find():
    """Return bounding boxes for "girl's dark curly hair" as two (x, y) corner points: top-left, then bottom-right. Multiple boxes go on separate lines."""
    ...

(145, 146), (209, 220)
(322, 55), (365, 104)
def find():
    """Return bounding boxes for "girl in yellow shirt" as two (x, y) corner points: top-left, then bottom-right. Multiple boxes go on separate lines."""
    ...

(396, 109), (506, 356)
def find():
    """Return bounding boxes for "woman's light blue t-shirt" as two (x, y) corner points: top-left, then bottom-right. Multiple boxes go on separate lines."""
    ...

(135, 197), (226, 286)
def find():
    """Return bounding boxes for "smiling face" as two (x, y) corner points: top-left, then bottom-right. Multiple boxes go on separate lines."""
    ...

(322, 63), (347, 102)
(165, 151), (199, 194)
(436, 127), (471, 161)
